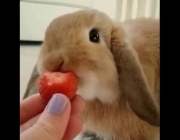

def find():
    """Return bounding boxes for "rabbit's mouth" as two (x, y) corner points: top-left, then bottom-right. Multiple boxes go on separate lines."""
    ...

(52, 61), (82, 80)
(52, 60), (65, 72)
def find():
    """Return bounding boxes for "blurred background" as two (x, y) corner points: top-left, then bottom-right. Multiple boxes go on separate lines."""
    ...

(20, 0), (160, 100)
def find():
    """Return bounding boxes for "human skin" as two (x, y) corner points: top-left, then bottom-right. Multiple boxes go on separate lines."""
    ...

(20, 93), (85, 140)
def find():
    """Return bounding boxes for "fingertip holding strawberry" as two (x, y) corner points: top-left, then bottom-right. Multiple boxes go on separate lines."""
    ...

(37, 72), (78, 102)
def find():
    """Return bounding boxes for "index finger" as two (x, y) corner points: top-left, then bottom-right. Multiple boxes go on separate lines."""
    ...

(20, 94), (46, 125)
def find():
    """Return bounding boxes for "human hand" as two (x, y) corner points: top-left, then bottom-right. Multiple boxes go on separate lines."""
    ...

(20, 93), (85, 140)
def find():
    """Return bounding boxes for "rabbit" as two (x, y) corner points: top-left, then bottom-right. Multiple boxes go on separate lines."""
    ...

(23, 9), (160, 140)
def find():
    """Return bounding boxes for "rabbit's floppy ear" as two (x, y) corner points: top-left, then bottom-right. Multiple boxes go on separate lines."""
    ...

(23, 63), (39, 99)
(110, 24), (159, 126)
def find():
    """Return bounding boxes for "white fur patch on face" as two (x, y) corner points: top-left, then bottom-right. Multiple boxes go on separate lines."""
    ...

(76, 72), (119, 104)
(76, 73), (98, 100)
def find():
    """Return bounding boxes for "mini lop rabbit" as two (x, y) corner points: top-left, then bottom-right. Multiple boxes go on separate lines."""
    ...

(23, 10), (160, 140)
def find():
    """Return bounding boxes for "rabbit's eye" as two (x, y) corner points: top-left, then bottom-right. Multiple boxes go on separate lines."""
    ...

(89, 29), (100, 43)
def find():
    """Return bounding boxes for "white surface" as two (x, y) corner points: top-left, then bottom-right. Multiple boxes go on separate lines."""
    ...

(22, 0), (92, 7)
(93, 0), (116, 19)
(20, 46), (40, 100)
(20, 2), (82, 41)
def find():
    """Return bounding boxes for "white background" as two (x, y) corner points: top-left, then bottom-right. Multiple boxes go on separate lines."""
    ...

(20, 0), (159, 41)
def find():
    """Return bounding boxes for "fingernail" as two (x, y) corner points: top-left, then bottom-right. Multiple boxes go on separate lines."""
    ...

(46, 94), (68, 115)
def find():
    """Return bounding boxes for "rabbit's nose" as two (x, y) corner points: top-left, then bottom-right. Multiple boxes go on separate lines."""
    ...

(51, 61), (64, 72)
(55, 61), (70, 73)
(53, 60), (64, 72)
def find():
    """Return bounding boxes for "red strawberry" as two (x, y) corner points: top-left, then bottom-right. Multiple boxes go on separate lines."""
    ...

(37, 72), (78, 101)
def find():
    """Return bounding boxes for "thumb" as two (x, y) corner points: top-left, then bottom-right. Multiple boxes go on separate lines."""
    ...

(20, 94), (71, 140)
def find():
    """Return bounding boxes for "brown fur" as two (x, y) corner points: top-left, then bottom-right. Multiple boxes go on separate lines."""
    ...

(122, 18), (160, 105)
(23, 10), (160, 140)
